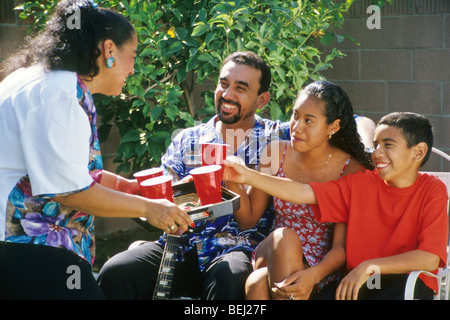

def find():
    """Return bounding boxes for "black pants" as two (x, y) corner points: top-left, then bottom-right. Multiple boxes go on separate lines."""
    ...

(0, 242), (104, 299)
(314, 274), (434, 300)
(97, 241), (253, 300)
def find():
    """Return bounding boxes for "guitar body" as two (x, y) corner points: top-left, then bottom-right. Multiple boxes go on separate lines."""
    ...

(152, 234), (180, 300)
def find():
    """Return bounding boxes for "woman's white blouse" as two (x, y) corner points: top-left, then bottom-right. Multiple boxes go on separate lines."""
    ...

(0, 65), (93, 241)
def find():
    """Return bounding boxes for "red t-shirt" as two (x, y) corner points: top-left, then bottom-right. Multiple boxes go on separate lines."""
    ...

(310, 170), (448, 292)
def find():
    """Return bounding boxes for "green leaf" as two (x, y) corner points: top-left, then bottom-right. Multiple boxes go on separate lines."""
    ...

(274, 66), (286, 82)
(98, 124), (112, 143)
(151, 106), (163, 122)
(198, 8), (207, 23)
(121, 129), (142, 143)
(214, 4), (231, 14)
(315, 62), (331, 72)
(269, 103), (285, 122)
(165, 105), (178, 121)
(179, 111), (194, 126)
(177, 65), (187, 83)
(150, 131), (172, 142)
(141, 46), (154, 57)
(165, 40), (183, 56)
(191, 24), (208, 37)
(135, 143), (148, 157)
(205, 32), (216, 45)
(320, 31), (335, 46)
(174, 27), (189, 40)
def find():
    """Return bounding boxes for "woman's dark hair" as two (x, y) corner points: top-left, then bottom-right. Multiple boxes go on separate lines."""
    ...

(222, 51), (271, 95)
(378, 112), (433, 167)
(0, 0), (135, 80)
(299, 81), (374, 170)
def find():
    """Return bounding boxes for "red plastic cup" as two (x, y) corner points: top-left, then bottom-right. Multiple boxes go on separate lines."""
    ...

(190, 165), (223, 206)
(133, 167), (164, 185)
(201, 143), (229, 166)
(139, 175), (174, 202)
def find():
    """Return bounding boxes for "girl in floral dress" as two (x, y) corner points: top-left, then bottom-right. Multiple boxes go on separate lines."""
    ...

(227, 81), (374, 299)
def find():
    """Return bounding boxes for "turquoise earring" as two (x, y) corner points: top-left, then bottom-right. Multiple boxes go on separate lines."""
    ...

(106, 57), (115, 68)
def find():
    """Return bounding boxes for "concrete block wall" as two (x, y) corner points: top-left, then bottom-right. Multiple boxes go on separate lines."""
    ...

(322, 0), (450, 171)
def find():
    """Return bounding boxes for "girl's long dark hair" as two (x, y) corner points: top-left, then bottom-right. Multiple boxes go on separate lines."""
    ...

(0, 0), (135, 80)
(300, 81), (374, 170)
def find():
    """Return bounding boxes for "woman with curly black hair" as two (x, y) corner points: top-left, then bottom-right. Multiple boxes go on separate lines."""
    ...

(226, 80), (373, 300)
(0, 0), (193, 299)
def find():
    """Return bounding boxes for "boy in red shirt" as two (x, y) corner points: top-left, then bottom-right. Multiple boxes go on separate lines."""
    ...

(225, 112), (448, 299)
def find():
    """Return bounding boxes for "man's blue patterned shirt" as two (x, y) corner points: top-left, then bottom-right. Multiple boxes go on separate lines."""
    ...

(159, 115), (290, 271)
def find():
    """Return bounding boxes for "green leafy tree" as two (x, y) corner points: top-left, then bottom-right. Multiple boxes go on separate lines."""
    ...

(18, 0), (357, 174)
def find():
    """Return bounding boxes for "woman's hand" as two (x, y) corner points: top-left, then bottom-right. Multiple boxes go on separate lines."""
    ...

(272, 268), (317, 300)
(143, 198), (195, 234)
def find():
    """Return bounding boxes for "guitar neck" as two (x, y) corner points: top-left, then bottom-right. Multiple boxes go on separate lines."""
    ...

(152, 234), (180, 300)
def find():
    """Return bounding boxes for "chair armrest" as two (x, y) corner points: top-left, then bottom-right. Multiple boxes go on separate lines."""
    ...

(404, 270), (438, 300)
(405, 268), (450, 300)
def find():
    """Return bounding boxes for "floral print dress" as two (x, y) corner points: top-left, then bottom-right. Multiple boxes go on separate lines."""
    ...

(272, 146), (350, 290)
(5, 75), (103, 265)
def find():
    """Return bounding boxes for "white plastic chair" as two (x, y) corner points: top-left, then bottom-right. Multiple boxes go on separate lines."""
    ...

(404, 148), (450, 300)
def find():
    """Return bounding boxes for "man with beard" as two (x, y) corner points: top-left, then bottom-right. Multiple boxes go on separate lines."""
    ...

(98, 51), (290, 300)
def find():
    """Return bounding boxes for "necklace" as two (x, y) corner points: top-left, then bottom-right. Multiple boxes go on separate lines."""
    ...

(299, 153), (333, 183)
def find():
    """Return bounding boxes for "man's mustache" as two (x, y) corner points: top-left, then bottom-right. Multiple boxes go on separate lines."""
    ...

(218, 98), (241, 110)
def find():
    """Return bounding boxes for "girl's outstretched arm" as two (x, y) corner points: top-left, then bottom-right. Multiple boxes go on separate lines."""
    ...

(224, 141), (283, 229)
(224, 161), (317, 205)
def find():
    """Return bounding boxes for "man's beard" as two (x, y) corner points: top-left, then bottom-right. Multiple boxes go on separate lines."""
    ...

(216, 98), (253, 125)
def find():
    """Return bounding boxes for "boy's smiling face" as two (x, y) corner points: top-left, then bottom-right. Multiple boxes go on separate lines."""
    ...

(372, 124), (426, 188)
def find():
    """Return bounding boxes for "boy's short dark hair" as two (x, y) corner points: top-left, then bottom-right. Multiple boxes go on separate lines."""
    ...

(222, 51), (271, 95)
(378, 112), (433, 167)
